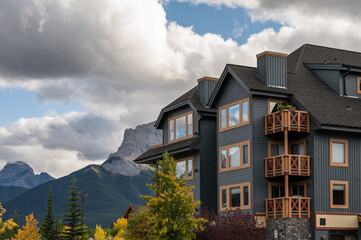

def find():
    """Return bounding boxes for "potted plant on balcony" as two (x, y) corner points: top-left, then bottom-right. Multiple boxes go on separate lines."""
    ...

(276, 102), (296, 112)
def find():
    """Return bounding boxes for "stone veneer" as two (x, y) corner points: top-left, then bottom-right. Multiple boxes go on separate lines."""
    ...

(267, 218), (311, 240)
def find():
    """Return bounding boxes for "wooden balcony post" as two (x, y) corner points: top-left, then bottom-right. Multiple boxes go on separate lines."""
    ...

(298, 156), (301, 175)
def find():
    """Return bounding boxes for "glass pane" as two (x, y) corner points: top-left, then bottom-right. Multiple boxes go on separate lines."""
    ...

(169, 120), (174, 130)
(176, 161), (186, 178)
(299, 144), (305, 155)
(272, 186), (279, 198)
(230, 187), (240, 208)
(269, 101), (277, 113)
(242, 101), (248, 123)
(175, 116), (186, 139)
(291, 144), (299, 155)
(229, 146), (240, 168)
(243, 186), (249, 206)
(187, 159), (192, 177)
(243, 144), (249, 165)
(170, 130), (174, 141)
(292, 186), (298, 196)
(221, 109), (227, 129)
(280, 186), (285, 197)
(271, 144), (284, 156)
(333, 184), (345, 205)
(187, 114), (192, 136)
(221, 149), (227, 169)
(221, 189), (227, 208)
(228, 104), (240, 127)
(299, 185), (305, 197)
(332, 142), (345, 163)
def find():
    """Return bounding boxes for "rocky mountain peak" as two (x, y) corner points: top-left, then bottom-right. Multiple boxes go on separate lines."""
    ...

(102, 121), (162, 176)
(0, 161), (54, 189)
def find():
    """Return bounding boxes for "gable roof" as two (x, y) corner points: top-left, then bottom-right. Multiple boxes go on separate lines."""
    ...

(210, 44), (361, 130)
(155, 86), (216, 128)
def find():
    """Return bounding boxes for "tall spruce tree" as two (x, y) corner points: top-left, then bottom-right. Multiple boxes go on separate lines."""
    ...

(62, 177), (84, 240)
(41, 186), (58, 240)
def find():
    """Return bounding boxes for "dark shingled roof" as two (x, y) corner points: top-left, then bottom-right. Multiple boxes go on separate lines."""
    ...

(228, 44), (361, 129)
(165, 86), (216, 113)
(135, 137), (200, 163)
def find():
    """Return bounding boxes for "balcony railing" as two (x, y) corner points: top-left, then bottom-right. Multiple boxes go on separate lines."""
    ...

(265, 110), (310, 135)
(265, 154), (310, 178)
(265, 197), (311, 219)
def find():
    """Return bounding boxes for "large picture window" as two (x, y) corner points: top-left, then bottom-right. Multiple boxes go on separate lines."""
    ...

(330, 139), (348, 167)
(168, 111), (193, 143)
(330, 180), (348, 209)
(176, 157), (193, 180)
(219, 140), (250, 172)
(219, 98), (249, 132)
(219, 182), (251, 211)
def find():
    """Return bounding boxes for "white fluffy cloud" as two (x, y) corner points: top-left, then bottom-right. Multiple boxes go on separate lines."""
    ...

(1, 0), (361, 177)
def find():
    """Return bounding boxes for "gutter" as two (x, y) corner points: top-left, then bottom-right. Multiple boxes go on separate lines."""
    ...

(342, 66), (351, 96)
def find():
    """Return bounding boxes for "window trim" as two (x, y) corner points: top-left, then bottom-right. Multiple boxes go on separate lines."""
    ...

(176, 156), (194, 180)
(267, 98), (289, 114)
(357, 77), (361, 94)
(219, 140), (251, 172)
(219, 98), (250, 132)
(219, 182), (251, 211)
(168, 111), (194, 143)
(330, 139), (348, 167)
(330, 180), (348, 209)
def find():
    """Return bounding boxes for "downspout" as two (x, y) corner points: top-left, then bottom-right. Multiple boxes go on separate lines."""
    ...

(342, 66), (351, 96)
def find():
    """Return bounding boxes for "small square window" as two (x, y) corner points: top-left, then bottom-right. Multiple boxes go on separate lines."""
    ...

(320, 218), (326, 226)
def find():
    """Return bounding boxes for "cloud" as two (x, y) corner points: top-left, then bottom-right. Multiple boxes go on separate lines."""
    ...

(1, 0), (361, 177)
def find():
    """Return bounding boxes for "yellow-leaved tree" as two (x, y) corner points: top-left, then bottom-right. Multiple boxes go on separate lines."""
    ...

(0, 202), (18, 239)
(113, 218), (127, 239)
(14, 213), (41, 240)
(94, 225), (106, 240)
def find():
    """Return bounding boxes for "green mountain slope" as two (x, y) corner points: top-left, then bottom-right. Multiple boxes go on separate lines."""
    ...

(0, 186), (28, 203)
(3, 165), (153, 227)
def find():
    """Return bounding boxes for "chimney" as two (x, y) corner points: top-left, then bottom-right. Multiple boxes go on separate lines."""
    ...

(257, 51), (288, 88)
(197, 77), (218, 105)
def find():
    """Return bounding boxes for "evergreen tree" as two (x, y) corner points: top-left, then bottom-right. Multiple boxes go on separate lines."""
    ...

(41, 186), (58, 240)
(62, 176), (84, 240)
(141, 152), (205, 240)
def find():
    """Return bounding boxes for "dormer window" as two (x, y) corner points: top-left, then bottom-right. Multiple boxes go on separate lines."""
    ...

(357, 77), (361, 94)
(168, 111), (193, 142)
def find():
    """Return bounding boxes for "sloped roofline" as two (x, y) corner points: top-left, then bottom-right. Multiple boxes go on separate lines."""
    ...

(207, 64), (251, 107)
(154, 100), (199, 129)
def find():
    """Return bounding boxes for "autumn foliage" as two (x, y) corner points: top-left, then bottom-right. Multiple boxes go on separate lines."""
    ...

(0, 203), (18, 239)
(13, 213), (42, 240)
(194, 208), (268, 240)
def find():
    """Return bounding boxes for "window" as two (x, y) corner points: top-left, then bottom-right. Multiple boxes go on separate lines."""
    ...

(268, 141), (284, 157)
(168, 111), (193, 142)
(357, 77), (361, 94)
(176, 157), (193, 180)
(290, 139), (306, 155)
(268, 181), (307, 198)
(268, 140), (306, 157)
(219, 140), (250, 172)
(330, 139), (348, 167)
(219, 98), (249, 132)
(268, 98), (288, 114)
(330, 180), (348, 209)
(219, 182), (251, 211)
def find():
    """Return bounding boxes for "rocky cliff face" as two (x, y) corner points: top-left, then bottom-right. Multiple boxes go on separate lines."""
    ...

(0, 161), (54, 189)
(102, 121), (162, 176)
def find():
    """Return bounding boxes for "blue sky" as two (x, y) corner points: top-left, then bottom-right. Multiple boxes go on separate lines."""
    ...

(165, 1), (281, 45)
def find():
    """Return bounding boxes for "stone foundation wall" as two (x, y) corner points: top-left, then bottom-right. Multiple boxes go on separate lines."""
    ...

(267, 218), (311, 240)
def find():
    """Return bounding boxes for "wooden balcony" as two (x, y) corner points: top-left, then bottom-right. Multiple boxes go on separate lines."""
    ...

(265, 197), (311, 219)
(265, 110), (310, 135)
(265, 154), (310, 178)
